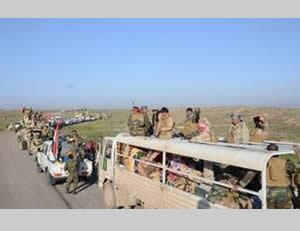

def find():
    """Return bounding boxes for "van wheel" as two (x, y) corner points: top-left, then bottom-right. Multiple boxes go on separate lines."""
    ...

(104, 182), (117, 209)
(46, 170), (56, 186)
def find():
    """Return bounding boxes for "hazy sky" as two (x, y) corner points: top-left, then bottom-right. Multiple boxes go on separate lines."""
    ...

(1, 19), (300, 109)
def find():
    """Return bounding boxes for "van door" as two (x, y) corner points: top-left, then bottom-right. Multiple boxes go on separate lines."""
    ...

(98, 138), (115, 188)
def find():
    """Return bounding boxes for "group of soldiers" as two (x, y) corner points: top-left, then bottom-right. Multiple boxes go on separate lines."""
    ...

(127, 106), (300, 209)
(127, 106), (269, 144)
(16, 107), (54, 156)
(14, 107), (88, 196)
(128, 106), (176, 139)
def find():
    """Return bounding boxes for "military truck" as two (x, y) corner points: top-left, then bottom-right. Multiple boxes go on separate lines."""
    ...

(97, 133), (298, 209)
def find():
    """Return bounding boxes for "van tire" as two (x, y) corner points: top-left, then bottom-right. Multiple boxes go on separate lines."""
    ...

(103, 182), (117, 209)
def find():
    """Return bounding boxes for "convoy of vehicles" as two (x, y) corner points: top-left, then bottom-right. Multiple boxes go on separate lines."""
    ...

(97, 133), (298, 209)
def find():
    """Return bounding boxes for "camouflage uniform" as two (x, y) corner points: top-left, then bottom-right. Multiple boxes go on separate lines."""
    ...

(207, 166), (258, 209)
(72, 134), (85, 160)
(64, 157), (79, 194)
(143, 112), (152, 137)
(128, 113), (148, 136)
(227, 121), (250, 144)
(267, 157), (300, 209)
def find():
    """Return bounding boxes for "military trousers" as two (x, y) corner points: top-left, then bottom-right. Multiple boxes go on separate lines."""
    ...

(267, 187), (293, 209)
(66, 173), (79, 193)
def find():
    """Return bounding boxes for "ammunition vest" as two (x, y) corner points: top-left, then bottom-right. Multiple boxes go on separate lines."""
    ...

(267, 158), (290, 187)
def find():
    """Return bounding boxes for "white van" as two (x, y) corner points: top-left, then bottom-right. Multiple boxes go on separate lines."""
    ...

(97, 133), (297, 209)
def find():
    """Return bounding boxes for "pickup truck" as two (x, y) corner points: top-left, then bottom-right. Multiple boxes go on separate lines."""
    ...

(36, 140), (93, 185)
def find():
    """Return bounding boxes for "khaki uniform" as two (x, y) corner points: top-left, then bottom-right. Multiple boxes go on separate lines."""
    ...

(128, 113), (148, 137)
(266, 158), (300, 209)
(157, 114), (175, 139)
(227, 122), (250, 144)
(24, 116), (35, 129)
(250, 128), (269, 143)
(30, 135), (43, 156)
(183, 115), (199, 140)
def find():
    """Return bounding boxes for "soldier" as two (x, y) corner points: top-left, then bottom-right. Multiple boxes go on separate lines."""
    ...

(41, 125), (49, 140)
(226, 112), (249, 144)
(152, 109), (160, 135)
(140, 106), (153, 136)
(30, 131), (43, 156)
(183, 108), (199, 140)
(156, 107), (175, 139)
(266, 144), (300, 209)
(128, 107), (148, 137)
(294, 145), (300, 199)
(64, 152), (79, 195)
(191, 118), (215, 143)
(207, 166), (257, 209)
(72, 130), (85, 160)
(250, 115), (270, 143)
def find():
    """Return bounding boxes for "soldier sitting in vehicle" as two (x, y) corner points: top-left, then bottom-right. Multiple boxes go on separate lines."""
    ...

(207, 163), (261, 209)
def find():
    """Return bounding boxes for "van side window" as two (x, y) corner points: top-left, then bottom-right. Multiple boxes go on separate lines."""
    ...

(165, 153), (262, 209)
(104, 140), (113, 159)
(116, 142), (163, 183)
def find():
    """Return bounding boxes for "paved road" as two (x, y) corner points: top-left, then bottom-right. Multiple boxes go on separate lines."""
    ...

(0, 131), (105, 209)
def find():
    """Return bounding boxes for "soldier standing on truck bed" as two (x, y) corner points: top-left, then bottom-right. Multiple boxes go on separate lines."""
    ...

(64, 152), (79, 195)
(183, 107), (200, 140)
(128, 107), (148, 137)
(156, 107), (175, 139)
(152, 109), (160, 135)
(140, 105), (153, 137)
(226, 112), (249, 144)
(250, 115), (270, 143)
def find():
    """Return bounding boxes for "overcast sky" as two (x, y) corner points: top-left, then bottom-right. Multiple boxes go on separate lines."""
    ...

(1, 18), (300, 109)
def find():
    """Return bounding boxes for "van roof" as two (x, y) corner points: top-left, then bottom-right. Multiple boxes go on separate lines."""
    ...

(114, 134), (295, 171)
